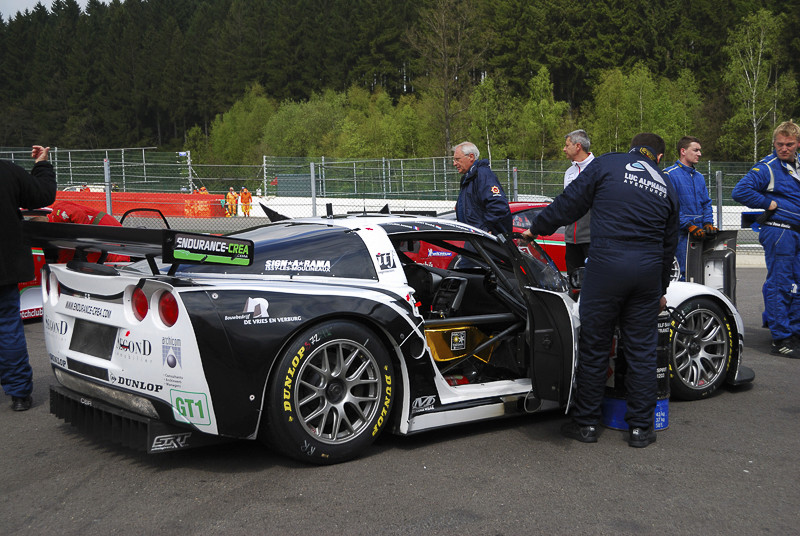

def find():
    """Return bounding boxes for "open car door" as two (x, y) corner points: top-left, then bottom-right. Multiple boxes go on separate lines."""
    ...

(496, 234), (576, 408)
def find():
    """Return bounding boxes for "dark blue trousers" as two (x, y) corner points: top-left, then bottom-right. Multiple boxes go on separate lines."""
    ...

(0, 284), (33, 397)
(574, 247), (662, 429)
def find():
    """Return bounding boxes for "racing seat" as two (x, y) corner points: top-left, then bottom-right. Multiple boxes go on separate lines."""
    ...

(403, 263), (441, 312)
(428, 277), (467, 318)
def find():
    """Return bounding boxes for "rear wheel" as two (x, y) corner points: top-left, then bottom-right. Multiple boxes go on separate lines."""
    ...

(263, 320), (394, 464)
(668, 298), (734, 400)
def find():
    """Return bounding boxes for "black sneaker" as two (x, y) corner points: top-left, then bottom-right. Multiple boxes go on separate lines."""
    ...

(561, 420), (598, 443)
(11, 395), (32, 412)
(628, 426), (656, 448)
(771, 338), (800, 359)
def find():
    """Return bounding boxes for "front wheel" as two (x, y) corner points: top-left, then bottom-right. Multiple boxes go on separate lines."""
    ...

(263, 320), (394, 464)
(668, 297), (734, 400)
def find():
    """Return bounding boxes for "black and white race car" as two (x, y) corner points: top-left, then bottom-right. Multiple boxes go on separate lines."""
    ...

(25, 214), (753, 464)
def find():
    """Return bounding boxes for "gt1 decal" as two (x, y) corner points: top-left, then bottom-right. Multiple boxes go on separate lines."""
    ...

(64, 301), (111, 318)
(376, 252), (396, 270)
(411, 395), (436, 414)
(372, 374), (392, 436)
(171, 390), (211, 426)
(151, 433), (192, 452)
(264, 259), (331, 272)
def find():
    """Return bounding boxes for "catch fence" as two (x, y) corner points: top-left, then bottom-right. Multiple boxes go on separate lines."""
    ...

(1, 147), (760, 250)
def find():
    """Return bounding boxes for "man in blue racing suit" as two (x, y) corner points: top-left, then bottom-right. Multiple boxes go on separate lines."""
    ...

(732, 120), (800, 358)
(522, 133), (679, 448)
(453, 141), (512, 235)
(663, 136), (716, 280)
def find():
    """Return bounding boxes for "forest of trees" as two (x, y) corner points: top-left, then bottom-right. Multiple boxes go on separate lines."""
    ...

(1, 0), (798, 164)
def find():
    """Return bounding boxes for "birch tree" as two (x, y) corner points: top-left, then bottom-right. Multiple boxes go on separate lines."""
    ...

(722, 9), (789, 161)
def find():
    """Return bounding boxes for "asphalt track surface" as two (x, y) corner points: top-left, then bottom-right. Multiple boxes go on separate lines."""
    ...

(2, 267), (798, 535)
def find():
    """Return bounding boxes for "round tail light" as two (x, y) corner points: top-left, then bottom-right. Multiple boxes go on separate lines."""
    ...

(132, 287), (149, 321)
(158, 292), (179, 327)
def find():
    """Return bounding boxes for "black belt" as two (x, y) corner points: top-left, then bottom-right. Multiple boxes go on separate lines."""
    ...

(761, 220), (800, 233)
(741, 211), (800, 233)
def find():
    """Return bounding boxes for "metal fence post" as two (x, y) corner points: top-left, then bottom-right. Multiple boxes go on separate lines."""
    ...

(121, 149), (127, 187)
(321, 156), (326, 197)
(104, 158), (113, 214)
(387, 158), (392, 195)
(310, 162), (317, 217)
(513, 167), (518, 201)
(262, 155), (267, 196)
(432, 157), (437, 192)
(185, 151), (194, 192)
(716, 170), (723, 229)
(442, 157), (447, 199)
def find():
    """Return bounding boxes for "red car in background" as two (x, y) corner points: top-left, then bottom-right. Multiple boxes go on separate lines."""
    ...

(409, 201), (567, 271)
(19, 248), (46, 320)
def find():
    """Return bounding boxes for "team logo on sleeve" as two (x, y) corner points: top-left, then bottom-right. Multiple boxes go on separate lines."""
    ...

(490, 185), (500, 196)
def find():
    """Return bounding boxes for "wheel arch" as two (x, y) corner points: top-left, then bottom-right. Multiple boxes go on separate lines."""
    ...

(666, 283), (745, 391)
(255, 301), (420, 440)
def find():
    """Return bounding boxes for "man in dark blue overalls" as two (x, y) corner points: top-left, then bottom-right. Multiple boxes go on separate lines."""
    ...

(522, 133), (679, 447)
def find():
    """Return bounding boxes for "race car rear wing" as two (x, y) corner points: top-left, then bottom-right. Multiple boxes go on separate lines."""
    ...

(22, 221), (254, 276)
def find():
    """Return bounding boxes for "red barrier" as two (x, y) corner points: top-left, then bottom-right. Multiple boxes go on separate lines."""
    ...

(54, 191), (227, 218)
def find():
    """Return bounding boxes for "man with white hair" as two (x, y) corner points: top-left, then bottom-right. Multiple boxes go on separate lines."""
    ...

(452, 141), (511, 235)
(562, 129), (595, 276)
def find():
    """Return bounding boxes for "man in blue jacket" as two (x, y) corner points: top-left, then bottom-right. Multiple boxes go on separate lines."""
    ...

(732, 121), (800, 358)
(523, 133), (679, 448)
(0, 146), (57, 411)
(453, 142), (511, 235)
(664, 136), (717, 280)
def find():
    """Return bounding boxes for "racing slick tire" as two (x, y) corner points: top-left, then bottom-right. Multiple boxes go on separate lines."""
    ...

(262, 320), (394, 464)
(668, 297), (734, 400)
